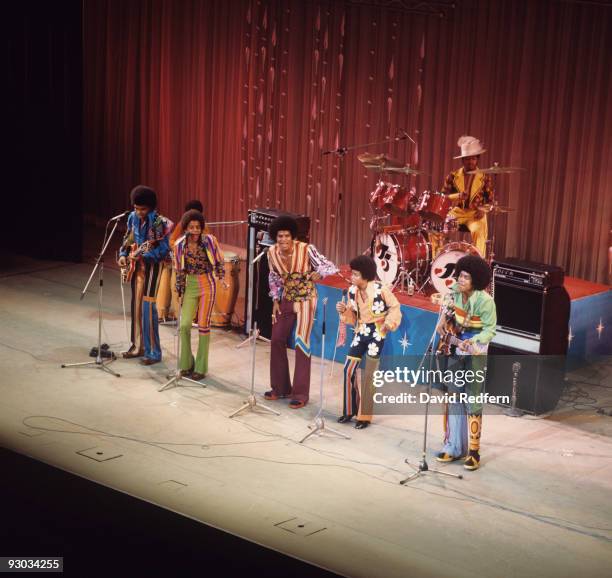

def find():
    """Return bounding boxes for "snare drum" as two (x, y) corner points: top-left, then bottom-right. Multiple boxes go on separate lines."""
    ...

(211, 251), (240, 327)
(371, 230), (430, 286)
(430, 242), (480, 294)
(390, 212), (421, 230)
(417, 190), (452, 223)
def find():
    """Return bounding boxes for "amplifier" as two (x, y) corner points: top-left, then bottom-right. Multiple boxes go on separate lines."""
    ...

(244, 208), (311, 338)
(247, 208), (310, 240)
(492, 258), (564, 289)
(491, 258), (570, 355)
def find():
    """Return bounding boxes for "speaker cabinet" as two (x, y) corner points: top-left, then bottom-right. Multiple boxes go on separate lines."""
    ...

(486, 346), (567, 415)
(488, 258), (570, 414)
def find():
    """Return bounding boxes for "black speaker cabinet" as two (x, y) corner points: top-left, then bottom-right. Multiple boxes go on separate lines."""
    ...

(488, 258), (570, 414)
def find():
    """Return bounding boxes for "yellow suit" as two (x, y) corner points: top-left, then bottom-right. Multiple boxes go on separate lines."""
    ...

(442, 167), (494, 257)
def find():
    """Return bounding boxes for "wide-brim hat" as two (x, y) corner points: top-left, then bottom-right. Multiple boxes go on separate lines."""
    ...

(454, 135), (486, 159)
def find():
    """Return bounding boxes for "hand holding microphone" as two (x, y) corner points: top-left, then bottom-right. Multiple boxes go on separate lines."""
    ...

(336, 288), (348, 314)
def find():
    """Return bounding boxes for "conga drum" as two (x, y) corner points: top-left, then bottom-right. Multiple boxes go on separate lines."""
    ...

(211, 251), (240, 327)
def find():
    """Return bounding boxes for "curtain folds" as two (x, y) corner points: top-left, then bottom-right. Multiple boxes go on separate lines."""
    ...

(84, 0), (611, 282)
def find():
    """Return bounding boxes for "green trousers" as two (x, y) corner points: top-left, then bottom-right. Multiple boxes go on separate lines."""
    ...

(179, 274), (214, 374)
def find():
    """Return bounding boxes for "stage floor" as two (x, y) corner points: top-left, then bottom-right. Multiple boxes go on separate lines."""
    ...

(1, 256), (612, 578)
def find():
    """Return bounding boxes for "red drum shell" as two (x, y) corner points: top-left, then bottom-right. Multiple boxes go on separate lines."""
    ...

(418, 191), (452, 223)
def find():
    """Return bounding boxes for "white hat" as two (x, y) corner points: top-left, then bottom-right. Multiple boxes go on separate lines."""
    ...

(454, 135), (486, 159)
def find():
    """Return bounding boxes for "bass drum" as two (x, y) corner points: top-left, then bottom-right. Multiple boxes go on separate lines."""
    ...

(430, 242), (480, 294)
(371, 230), (430, 286)
(211, 251), (240, 327)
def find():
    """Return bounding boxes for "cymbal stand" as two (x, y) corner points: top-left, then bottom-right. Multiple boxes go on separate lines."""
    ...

(486, 201), (498, 264)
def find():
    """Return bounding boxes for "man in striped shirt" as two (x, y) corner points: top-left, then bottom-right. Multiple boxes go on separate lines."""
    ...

(265, 216), (338, 409)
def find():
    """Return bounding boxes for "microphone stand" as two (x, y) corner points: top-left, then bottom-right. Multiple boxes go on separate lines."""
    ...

(300, 298), (351, 443)
(61, 215), (124, 377)
(229, 322), (280, 418)
(158, 296), (208, 392)
(322, 130), (416, 157)
(238, 242), (271, 348)
(504, 362), (523, 417)
(399, 302), (463, 483)
(329, 290), (348, 381)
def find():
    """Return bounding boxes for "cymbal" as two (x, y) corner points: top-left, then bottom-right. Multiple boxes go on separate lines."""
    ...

(480, 203), (515, 214)
(385, 165), (425, 176)
(466, 163), (525, 175)
(358, 152), (423, 175)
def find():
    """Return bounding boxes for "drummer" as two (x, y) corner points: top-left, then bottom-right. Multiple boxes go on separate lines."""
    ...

(441, 136), (494, 257)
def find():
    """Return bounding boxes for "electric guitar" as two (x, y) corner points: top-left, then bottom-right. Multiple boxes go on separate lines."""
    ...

(437, 303), (487, 356)
(120, 240), (156, 283)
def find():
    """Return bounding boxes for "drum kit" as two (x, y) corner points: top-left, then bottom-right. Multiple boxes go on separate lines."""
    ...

(360, 153), (519, 296)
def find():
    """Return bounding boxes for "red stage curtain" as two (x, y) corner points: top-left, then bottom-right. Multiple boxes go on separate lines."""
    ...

(83, 0), (612, 283)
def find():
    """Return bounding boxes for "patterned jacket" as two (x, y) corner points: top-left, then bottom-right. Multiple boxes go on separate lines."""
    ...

(341, 281), (402, 332)
(267, 241), (338, 302)
(119, 210), (174, 263)
(442, 167), (494, 211)
(172, 233), (225, 297)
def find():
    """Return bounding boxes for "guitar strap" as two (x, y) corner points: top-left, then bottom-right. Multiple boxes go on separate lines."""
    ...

(454, 292), (473, 336)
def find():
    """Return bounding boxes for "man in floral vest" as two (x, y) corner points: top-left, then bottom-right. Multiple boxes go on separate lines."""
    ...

(336, 255), (402, 429)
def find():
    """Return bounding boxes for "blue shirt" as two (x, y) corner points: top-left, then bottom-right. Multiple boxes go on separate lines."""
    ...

(119, 210), (172, 263)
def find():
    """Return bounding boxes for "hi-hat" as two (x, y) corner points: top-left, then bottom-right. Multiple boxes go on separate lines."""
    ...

(466, 162), (525, 175)
(358, 152), (423, 175)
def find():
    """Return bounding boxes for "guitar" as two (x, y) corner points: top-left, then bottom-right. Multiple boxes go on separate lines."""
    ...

(436, 303), (487, 356)
(120, 240), (155, 283)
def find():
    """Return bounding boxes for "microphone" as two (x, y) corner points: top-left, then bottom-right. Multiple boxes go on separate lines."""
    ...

(322, 146), (348, 157)
(396, 129), (416, 145)
(321, 296), (328, 335)
(338, 288), (349, 315)
(109, 210), (130, 221)
(252, 246), (269, 264)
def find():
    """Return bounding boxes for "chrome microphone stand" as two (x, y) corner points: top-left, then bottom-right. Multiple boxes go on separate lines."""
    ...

(400, 302), (463, 483)
(504, 362), (524, 417)
(159, 297), (207, 392)
(238, 239), (270, 348)
(229, 321), (280, 418)
(61, 215), (124, 377)
(300, 298), (351, 443)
